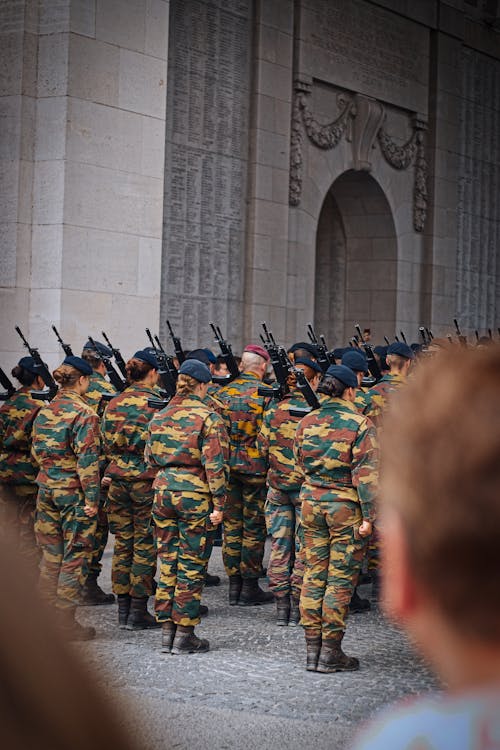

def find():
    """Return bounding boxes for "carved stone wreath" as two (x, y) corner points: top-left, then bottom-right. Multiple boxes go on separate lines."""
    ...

(289, 81), (428, 232)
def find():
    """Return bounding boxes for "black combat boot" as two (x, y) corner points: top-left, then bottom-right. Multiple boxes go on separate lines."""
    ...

(117, 594), (131, 629)
(171, 625), (210, 655)
(238, 577), (274, 606)
(349, 588), (371, 613)
(199, 604), (209, 616)
(289, 595), (301, 627)
(304, 628), (321, 672)
(316, 633), (359, 673)
(275, 594), (290, 626)
(228, 574), (242, 605)
(59, 607), (96, 641)
(126, 597), (161, 630)
(161, 621), (176, 654)
(81, 573), (115, 605)
(205, 572), (221, 587)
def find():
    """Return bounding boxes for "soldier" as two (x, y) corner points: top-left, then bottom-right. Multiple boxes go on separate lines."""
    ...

(31, 355), (100, 641)
(364, 342), (414, 428)
(145, 359), (228, 655)
(0, 357), (45, 568)
(219, 345), (274, 606)
(294, 365), (377, 673)
(101, 349), (161, 630)
(79, 339), (117, 606)
(258, 356), (322, 626)
(342, 349), (370, 414)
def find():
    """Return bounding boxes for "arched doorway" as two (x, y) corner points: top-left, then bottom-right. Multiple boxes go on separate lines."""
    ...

(315, 170), (398, 346)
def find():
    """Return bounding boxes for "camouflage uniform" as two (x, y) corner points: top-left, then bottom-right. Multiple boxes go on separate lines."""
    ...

(101, 385), (158, 598)
(84, 370), (116, 581)
(257, 389), (306, 601)
(31, 391), (100, 608)
(294, 397), (377, 637)
(363, 373), (405, 573)
(219, 372), (268, 579)
(0, 387), (42, 566)
(363, 373), (405, 427)
(353, 386), (370, 414)
(145, 394), (228, 626)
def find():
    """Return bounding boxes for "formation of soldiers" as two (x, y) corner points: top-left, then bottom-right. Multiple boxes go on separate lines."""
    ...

(0, 320), (497, 671)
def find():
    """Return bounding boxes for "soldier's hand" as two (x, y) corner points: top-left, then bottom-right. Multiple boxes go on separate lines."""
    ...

(210, 509), (223, 526)
(358, 519), (372, 538)
(84, 503), (98, 518)
(101, 476), (112, 488)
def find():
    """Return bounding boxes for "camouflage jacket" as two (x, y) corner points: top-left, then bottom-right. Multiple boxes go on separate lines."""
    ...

(145, 394), (228, 511)
(31, 391), (101, 505)
(0, 387), (42, 485)
(293, 397), (378, 521)
(84, 371), (116, 413)
(353, 386), (370, 414)
(363, 373), (405, 427)
(205, 383), (231, 434)
(219, 372), (268, 476)
(101, 384), (159, 480)
(257, 388), (307, 492)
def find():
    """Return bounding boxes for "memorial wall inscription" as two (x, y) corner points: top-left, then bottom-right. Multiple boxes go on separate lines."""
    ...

(160, 0), (252, 349)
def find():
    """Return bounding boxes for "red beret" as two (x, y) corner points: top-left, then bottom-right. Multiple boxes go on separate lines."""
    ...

(243, 344), (270, 362)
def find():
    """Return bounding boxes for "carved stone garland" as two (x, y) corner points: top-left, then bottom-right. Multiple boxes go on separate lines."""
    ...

(289, 83), (428, 232)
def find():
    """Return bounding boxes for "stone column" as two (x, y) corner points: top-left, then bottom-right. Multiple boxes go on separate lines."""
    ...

(1, 0), (170, 371)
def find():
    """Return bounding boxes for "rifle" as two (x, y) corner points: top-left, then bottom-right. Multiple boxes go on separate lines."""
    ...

(419, 326), (430, 347)
(453, 319), (467, 346)
(145, 329), (177, 400)
(258, 323), (291, 400)
(166, 320), (186, 364)
(400, 330), (408, 345)
(102, 331), (127, 378)
(306, 323), (332, 372)
(0, 367), (15, 401)
(52, 325), (73, 356)
(384, 336), (390, 346)
(355, 324), (381, 382)
(475, 330), (479, 343)
(15, 327), (58, 400)
(88, 336), (126, 392)
(426, 328), (434, 341)
(209, 323), (240, 384)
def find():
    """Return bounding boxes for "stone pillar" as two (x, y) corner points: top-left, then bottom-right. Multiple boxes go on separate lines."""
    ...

(243, 0), (294, 344)
(1, 0), (170, 371)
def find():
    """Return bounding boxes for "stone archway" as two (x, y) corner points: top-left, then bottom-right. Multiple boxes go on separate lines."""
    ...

(314, 170), (398, 346)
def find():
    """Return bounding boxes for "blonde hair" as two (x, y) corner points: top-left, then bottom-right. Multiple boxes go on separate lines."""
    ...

(176, 373), (199, 396)
(52, 364), (81, 388)
(381, 344), (500, 640)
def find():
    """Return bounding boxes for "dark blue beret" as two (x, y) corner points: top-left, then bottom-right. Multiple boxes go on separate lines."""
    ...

(288, 342), (319, 359)
(186, 349), (212, 366)
(294, 356), (322, 374)
(179, 359), (212, 383)
(325, 364), (358, 389)
(341, 349), (368, 373)
(332, 347), (347, 360)
(18, 356), (38, 375)
(203, 348), (217, 364)
(373, 345), (388, 356)
(387, 342), (414, 360)
(133, 349), (158, 369)
(82, 339), (112, 358)
(63, 356), (93, 376)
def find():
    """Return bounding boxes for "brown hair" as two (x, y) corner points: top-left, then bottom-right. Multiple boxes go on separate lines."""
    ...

(386, 353), (409, 371)
(125, 357), (153, 383)
(12, 364), (36, 387)
(176, 373), (199, 396)
(381, 344), (500, 640)
(52, 364), (82, 388)
(81, 351), (100, 369)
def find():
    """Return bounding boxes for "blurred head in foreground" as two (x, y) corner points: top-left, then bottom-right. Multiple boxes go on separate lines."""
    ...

(0, 534), (141, 750)
(380, 343), (500, 687)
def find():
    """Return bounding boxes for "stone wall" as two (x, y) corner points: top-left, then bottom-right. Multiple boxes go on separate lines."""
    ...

(160, 0), (253, 351)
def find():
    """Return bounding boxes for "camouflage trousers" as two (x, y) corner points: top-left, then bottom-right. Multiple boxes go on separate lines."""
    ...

(106, 478), (156, 598)
(153, 489), (214, 627)
(35, 486), (97, 609)
(222, 472), (267, 578)
(300, 498), (366, 638)
(0, 482), (40, 571)
(265, 487), (304, 600)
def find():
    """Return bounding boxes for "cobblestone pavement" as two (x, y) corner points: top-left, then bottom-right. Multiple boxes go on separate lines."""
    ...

(78, 542), (438, 750)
